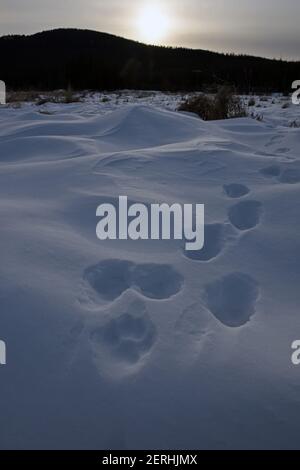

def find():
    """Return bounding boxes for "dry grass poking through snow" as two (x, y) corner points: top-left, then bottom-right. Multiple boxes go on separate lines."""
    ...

(6, 88), (82, 106)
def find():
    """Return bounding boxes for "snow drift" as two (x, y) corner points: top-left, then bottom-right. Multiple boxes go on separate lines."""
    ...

(0, 96), (300, 449)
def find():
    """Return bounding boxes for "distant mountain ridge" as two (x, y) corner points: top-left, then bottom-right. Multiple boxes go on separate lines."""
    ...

(0, 28), (299, 92)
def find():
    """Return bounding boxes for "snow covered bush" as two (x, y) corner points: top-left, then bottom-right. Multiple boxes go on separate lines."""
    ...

(178, 87), (246, 120)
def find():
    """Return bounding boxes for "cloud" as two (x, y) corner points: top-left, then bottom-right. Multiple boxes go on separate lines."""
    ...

(0, 0), (299, 59)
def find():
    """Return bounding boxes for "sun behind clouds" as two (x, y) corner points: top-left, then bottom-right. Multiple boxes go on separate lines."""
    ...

(136, 3), (171, 45)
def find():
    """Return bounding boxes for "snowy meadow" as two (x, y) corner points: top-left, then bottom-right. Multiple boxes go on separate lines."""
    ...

(0, 91), (300, 449)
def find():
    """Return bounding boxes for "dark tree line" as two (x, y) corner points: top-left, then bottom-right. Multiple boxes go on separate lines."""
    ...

(0, 28), (299, 92)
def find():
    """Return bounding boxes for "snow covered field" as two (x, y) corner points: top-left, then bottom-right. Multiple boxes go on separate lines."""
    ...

(0, 92), (300, 449)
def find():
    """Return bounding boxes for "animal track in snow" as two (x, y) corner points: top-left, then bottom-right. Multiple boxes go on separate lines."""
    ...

(84, 260), (134, 301)
(228, 200), (263, 231)
(223, 183), (250, 199)
(265, 134), (283, 148)
(204, 272), (260, 327)
(183, 223), (234, 262)
(83, 259), (183, 302)
(132, 264), (183, 300)
(260, 165), (300, 184)
(260, 165), (281, 178)
(276, 147), (290, 154)
(278, 169), (300, 184)
(90, 311), (157, 365)
(89, 301), (157, 376)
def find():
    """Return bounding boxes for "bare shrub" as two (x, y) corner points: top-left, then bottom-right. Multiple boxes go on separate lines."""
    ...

(7, 89), (82, 105)
(250, 112), (264, 122)
(179, 94), (215, 120)
(38, 109), (54, 115)
(63, 86), (81, 104)
(36, 97), (49, 106)
(9, 102), (22, 109)
(178, 87), (246, 121)
(217, 87), (246, 119)
(7, 91), (41, 103)
(248, 97), (256, 107)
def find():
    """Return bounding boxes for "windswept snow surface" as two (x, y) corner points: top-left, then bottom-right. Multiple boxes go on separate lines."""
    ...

(0, 94), (300, 449)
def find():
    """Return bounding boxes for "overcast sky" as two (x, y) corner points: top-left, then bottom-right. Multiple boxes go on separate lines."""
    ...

(1, 0), (299, 60)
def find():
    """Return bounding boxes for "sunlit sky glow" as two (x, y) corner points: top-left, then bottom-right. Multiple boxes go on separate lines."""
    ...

(136, 4), (171, 44)
(0, 0), (299, 60)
